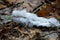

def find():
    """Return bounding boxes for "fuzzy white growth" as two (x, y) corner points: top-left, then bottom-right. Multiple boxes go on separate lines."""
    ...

(48, 18), (60, 27)
(12, 9), (60, 27)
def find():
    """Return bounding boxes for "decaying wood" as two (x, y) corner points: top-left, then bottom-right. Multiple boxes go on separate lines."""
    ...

(0, 0), (60, 40)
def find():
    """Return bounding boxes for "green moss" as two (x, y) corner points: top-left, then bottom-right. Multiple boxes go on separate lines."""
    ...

(5, 15), (12, 20)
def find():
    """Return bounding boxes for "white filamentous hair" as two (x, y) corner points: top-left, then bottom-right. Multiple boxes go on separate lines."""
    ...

(12, 9), (60, 27)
